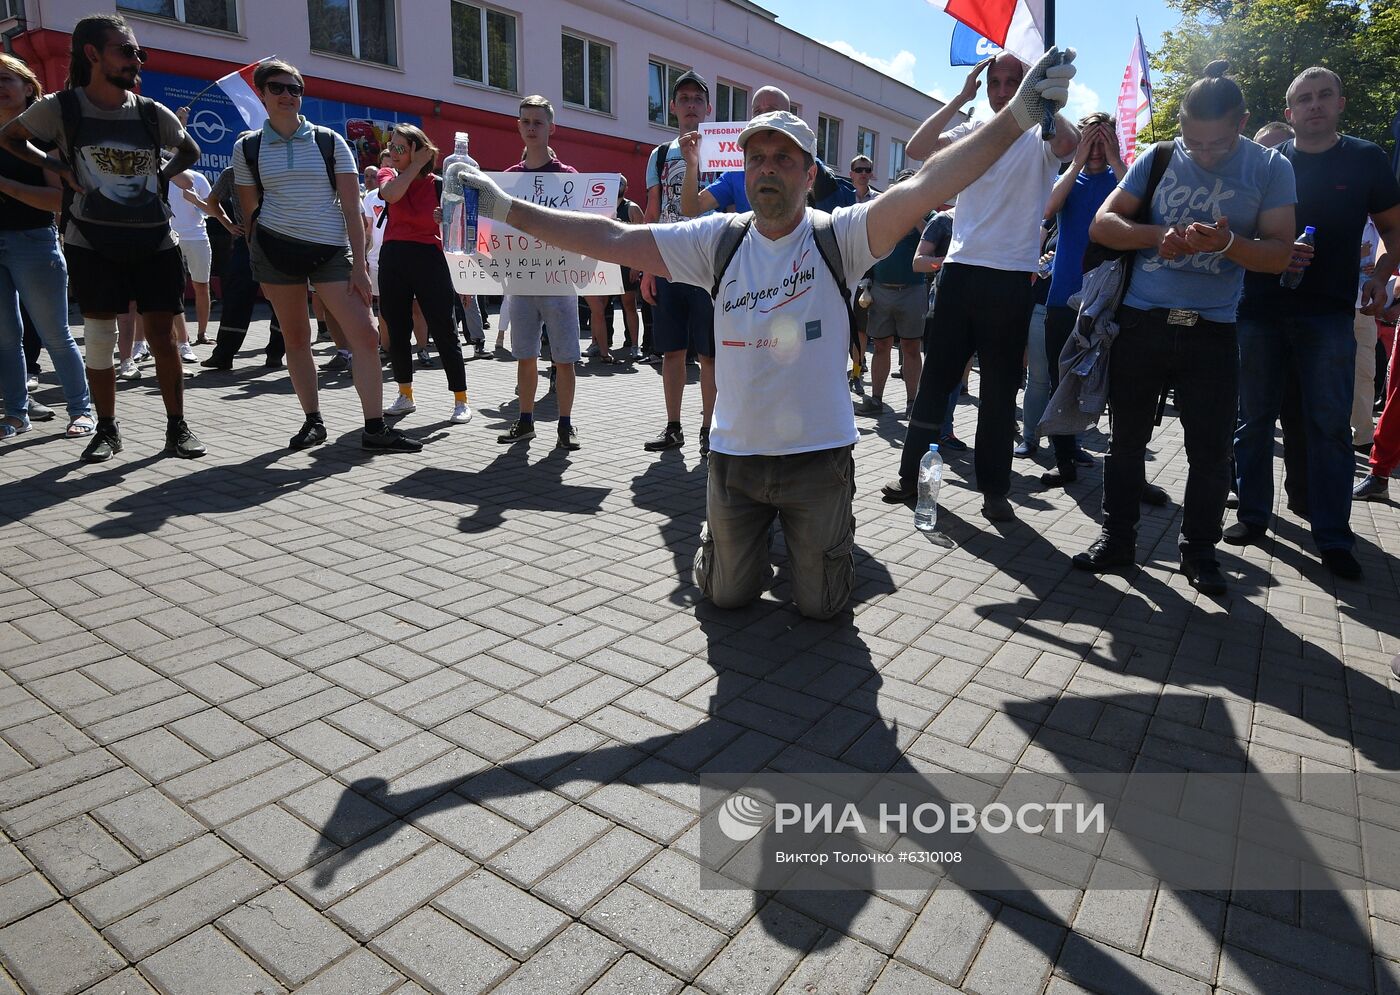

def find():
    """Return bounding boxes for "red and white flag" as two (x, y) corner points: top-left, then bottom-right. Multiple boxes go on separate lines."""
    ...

(926, 0), (1045, 65)
(1115, 28), (1153, 163)
(214, 58), (274, 130)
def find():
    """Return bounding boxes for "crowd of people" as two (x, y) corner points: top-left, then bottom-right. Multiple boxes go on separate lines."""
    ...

(2, 13), (1398, 617)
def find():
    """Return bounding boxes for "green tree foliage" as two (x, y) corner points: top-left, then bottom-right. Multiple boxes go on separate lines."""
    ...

(1148, 0), (1400, 147)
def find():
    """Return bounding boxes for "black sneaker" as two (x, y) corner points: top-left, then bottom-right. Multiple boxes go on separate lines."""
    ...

(1040, 465), (1077, 488)
(557, 425), (581, 451)
(200, 355), (233, 370)
(1140, 483), (1170, 507)
(81, 425), (122, 463)
(164, 420), (206, 459)
(981, 494), (1015, 521)
(1181, 558), (1227, 596)
(325, 352), (350, 373)
(473, 343), (494, 360)
(498, 419), (536, 444)
(1320, 548), (1362, 580)
(1222, 521), (1267, 546)
(417, 348), (434, 369)
(644, 425), (684, 452)
(880, 478), (916, 503)
(361, 426), (422, 452)
(699, 427), (711, 458)
(290, 419), (328, 450)
(1072, 536), (1136, 573)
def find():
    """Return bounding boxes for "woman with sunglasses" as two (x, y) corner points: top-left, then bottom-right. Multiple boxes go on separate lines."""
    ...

(233, 60), (419, 453)
(377, 126), (471, 424)
(0, 53), (93, 441)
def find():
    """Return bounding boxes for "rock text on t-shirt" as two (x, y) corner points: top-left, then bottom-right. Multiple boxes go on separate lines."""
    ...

(1143, 167), (1237, 276)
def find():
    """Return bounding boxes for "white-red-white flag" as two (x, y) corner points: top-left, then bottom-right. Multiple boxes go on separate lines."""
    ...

(1116, 29), (1153, 164)
(926, 0), (1045, 65)
(215, 58), (274, 130)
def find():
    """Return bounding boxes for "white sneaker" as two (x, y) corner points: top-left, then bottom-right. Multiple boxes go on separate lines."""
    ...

(118, 360), (140, 380)
(132, 345), (151, 364)
(26, 374), (38, 391)
(386, 394), (417, 417)
(450, 402), (473, 424)
(179, 343), (197, 363)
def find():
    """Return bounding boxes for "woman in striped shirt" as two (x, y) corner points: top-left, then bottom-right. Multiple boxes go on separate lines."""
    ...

(233, 60), (419, 453)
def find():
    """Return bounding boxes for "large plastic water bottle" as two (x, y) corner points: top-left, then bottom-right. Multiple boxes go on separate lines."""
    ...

(915, 444), (943, 532)
(1279, 226), (1316, 289)
(440, 132), (479, 255)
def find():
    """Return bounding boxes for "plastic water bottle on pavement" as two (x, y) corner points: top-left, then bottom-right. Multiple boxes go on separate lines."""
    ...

(1279, 226), (1316, 289)
(915, 444), (943, 532)
(441, 132), (479, 255)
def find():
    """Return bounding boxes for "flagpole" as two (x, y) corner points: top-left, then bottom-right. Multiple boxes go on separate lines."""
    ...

(1138, 19), (1155, 143)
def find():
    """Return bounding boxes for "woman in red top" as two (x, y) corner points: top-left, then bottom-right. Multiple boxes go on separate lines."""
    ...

(377, 125), (471, 424)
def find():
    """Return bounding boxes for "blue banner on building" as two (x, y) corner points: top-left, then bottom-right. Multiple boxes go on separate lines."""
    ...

(138, 69), (420, 182)
(950, 24), (1003, 66)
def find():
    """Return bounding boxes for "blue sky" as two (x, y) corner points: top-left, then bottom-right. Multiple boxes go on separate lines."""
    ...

(758, 0), (1181, 122)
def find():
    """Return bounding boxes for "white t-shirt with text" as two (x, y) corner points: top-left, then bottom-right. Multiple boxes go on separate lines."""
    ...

(942, 120), (1063, 273)
(652, 203), (880, 457)
(362, 188), (387, 269)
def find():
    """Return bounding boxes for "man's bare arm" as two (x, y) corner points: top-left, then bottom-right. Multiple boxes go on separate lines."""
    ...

(0, 118), (75, 187)
(159, 133), (200, 185)
(504, 200), (670, 278)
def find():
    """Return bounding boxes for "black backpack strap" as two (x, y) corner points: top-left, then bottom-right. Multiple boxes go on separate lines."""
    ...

(710, 212), (753, 299)
(240, 132), (263, 196)
(312, 125), (337, 190)
(56, 90), (81, 171)
(1138, 141), (1175, 220)
(809, 211), (856, 349)
(134, 95), (163, 155)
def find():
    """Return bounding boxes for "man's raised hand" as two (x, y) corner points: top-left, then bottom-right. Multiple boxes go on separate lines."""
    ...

(1011, 47), (1077, 131)
(448, 161), (513, 223)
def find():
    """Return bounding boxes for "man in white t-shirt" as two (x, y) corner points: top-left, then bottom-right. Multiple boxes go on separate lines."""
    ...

(361, 182), (387, 297)
(883, 53), (1079, 522)
(169, 167), (213, 349)
(452, 50), (1076, 616)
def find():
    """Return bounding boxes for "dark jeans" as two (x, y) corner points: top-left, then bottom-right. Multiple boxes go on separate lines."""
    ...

(902, 263), (1034, 493)
(379, 240), (467, 392)
(1103, 307), (1237, 562)
(1044, 304), (1078, 469)
(1235, 311), (1355, 551)
(212, 237), (282, 363)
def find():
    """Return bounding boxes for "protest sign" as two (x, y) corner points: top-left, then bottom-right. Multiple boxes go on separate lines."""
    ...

(698, 122), (746, 173)
(447, 173), (622, 295)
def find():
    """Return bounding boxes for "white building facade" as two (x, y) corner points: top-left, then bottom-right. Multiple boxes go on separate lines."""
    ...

(3, 0), (952, 188)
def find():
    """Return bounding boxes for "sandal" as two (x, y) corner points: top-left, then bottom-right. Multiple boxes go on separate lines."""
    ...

(66, 414), (97, 438)
(0, 419), (29, 440)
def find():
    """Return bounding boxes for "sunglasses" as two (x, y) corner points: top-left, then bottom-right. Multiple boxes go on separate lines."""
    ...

(852, 166), (873, 174)
(264, 81), (304, 97)
(387, 142), (411, 155)
(107, 43), (148, 63)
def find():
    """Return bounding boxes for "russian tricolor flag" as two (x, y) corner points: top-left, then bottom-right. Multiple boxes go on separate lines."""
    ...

(928, 0), (1045, 65)
(214, 58), (274, 130)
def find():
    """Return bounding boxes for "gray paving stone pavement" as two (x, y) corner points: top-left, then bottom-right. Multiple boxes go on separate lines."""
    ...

(2, 309), (1400, 993)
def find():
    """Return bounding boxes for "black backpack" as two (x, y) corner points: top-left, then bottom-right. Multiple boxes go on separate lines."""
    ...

(56, 89), (168, 260)
(239, 127), (343, 275)
(709, 211), (857, 352)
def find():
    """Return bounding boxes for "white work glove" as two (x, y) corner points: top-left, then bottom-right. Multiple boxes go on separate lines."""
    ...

(1010, 47), (1077, 131)
(446, 161), (514, 223)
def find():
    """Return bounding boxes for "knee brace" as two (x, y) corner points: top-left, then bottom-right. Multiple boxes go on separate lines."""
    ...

(83, 317), (119, 370)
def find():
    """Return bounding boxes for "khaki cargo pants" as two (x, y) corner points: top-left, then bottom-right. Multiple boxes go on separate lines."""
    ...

(694, 445), (856, 620)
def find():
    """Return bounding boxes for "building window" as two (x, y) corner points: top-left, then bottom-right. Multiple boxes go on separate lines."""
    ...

(714, 82), (748, 123)
(790, 101), (802, 118)
(118, 0), (237, 32)
(816, 115), (840, 164)
(451, 1), (517, 91)
(309, 0), (396, 66)
(648, 59), (688, 128)
(889, 138), (907, 181)
(856, 128), (876, 161)
(0, 0), (21, 17)
(562, 32), (611, 114)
